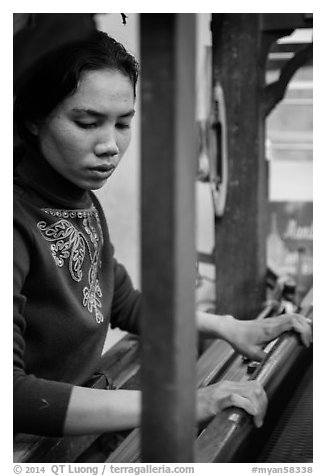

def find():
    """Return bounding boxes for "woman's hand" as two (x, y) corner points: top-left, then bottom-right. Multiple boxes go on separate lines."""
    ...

(196, 380), (267, 428)
(225, 313), (313, 361)
(196, 311), (312, 362)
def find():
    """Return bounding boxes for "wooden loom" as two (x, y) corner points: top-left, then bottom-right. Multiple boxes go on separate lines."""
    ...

(13, 13), (313, 462)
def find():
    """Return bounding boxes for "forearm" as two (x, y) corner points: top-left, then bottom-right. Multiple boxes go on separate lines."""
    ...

(196, 310), (235, 342)
(63, 387), (141, 435)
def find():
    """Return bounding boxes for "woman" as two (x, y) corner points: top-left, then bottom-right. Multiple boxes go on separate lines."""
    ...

(13, 29), (312, 437)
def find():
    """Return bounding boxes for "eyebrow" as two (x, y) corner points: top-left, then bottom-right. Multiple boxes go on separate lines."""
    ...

(71, 108), (136, 118)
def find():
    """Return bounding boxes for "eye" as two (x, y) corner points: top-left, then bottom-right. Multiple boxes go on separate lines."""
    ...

(116, 123), (131, 130)
(75, 121), (98, 129)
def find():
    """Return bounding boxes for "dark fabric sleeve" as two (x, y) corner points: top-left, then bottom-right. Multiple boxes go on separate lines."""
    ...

(110, 257), (142, 335)
(13, 216), (72, 436)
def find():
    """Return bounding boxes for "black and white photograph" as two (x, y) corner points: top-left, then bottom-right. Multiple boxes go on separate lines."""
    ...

(12, 10), (314, 468)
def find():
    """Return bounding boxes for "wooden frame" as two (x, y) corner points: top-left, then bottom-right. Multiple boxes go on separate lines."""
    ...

(140, 13), (198, 462)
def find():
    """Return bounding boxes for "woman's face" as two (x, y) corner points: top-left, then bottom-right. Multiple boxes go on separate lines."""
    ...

(34, 68), (135, 190)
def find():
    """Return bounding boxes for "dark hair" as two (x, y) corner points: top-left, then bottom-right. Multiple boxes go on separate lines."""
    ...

(14, 30), (139, 146)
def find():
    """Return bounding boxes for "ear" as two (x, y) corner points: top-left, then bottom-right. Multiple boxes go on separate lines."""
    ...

(26, 121), (39, 136)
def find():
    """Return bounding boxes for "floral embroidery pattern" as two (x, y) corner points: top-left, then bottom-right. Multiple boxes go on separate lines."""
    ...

(37, 207), (104, 324)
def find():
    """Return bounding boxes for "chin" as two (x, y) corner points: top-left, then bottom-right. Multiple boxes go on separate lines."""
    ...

(72, 174), (110, 191)
(90, 183), (107, 191)
(86, 179), (109, 191)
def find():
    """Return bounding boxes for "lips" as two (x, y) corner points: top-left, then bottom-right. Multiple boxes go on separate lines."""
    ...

(91, 164), (115, 173)
(87, 165), (116, 180)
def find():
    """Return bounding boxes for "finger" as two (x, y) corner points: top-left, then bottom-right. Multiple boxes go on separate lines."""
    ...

(249, 381), (268, 426)
(220, 382), (268, 428)
(306, 317), (313, 326)
(257, 381), (268, 410)
(223, 393), (265, 428)
(249, 381), (267, 424)
(260, 316), (291, 342)
(265, 314), (312, 347)
(288, 314), (313, 347)
(248, 348), (267, 362)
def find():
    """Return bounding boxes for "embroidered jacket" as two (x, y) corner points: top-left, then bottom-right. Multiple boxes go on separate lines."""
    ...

(13, 149), (141, 436)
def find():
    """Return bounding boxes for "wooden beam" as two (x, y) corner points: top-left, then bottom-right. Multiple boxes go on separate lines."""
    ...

(261, 13), (313, 31)
(212, 14), (268, 320)
(140, 13), (197, 462)
(270, 42), (312, 53)
(263, 42), (313, 116)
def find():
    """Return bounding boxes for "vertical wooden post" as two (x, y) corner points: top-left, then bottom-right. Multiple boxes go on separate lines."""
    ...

(212, 13), (268, 320)
(140, 14), (197, 462)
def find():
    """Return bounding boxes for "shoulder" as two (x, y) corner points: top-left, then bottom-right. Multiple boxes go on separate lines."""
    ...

(13, 183), (46, 249)
(14, 185), (31, 224)
(14, 184), (38, 226)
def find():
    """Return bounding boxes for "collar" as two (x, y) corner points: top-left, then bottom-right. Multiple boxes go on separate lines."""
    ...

(14, 146), (93, 209)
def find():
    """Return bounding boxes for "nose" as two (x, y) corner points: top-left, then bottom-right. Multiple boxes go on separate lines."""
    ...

(94, 130), (119, 158)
